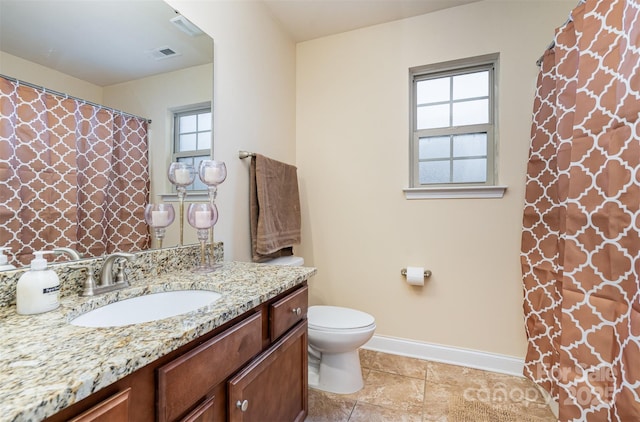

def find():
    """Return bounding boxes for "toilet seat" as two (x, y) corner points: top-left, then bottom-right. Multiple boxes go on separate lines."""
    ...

(308, 305), (375, 331)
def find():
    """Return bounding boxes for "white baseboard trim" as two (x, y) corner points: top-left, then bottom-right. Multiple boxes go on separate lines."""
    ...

(363, 335), (525, 377)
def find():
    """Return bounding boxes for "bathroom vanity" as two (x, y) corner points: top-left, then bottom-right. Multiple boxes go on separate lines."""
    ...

(0, 258), (315, 422)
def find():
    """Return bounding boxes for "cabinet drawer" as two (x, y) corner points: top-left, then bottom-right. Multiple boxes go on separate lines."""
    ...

(68, 388), (131, 422)
(158, 312), (262, 422)
(270, 286), (308, 341)
(181, 394), (216, 422)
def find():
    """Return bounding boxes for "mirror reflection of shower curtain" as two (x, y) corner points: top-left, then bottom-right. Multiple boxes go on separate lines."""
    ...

(521, 1), (640, 421)
(0, 76), (150, 265)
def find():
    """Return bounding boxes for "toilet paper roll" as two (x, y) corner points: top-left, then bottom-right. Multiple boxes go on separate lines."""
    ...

(405, 266), (425, 286)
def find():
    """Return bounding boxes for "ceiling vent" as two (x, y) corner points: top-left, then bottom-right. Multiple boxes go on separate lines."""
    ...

(170, 14), (204, 37)
(149, 46), (181, 61)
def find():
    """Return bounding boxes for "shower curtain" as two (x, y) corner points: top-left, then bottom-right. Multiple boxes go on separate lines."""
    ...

(0, 76), (150, 264)
(521, 1), (640, 420)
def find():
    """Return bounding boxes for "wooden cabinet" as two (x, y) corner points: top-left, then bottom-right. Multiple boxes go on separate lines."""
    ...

(228, 322), (308, 422)
(158, 313), (263, 422)
(180, 394), (217, 422)
(269, 286), (307, 341)
(226, 286), (308, 422)
(68, 388), (132, 422)
(45, 284), (308, 422)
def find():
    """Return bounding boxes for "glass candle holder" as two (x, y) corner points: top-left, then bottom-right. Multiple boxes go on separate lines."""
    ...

(187, 203), (218, 273)
(198, 160), (226, 262)
(168, 162), (195, 245)
(144, 203), (175, 249)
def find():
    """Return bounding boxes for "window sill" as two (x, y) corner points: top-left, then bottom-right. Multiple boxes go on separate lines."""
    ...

(403, 185), (507, 199)
(158, 192), (210, 202)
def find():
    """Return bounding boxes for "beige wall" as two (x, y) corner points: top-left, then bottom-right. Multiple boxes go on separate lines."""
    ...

(295, 0), (574, 358)
(0, 51), (103, 103)
(165, 0), (297, 261)
(3, 0), (577, 359)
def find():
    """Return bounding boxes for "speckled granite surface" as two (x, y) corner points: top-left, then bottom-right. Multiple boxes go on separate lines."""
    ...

(0, 243), (223, 307)
(0, 246), (316, 422)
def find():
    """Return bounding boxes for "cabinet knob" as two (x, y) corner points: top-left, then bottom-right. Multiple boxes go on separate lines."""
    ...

(292, 307), (302, 316)
(236, 399), (249, 412)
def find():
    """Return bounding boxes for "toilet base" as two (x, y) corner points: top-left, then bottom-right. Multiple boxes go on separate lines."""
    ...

(308, 349), (364, 394)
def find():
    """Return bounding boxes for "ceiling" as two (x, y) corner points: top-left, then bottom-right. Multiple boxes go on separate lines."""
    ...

(0, 0), (213, 86)
(262, 0), (482, 42)
(0, 0), (479, 87)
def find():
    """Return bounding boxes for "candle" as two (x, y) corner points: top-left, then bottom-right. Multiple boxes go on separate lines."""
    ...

(195, 210), (211, 228)
(174, 168), (191, 185)
(151, 210), (169, 227)
(203, 166), (224, 184)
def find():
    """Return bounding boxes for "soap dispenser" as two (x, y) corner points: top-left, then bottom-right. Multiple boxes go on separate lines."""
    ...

(16, 251), (60, 315)
(0, 247), (16, 271)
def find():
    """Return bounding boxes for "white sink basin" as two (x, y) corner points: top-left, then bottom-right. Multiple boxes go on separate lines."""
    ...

(70, 290), (222, 327)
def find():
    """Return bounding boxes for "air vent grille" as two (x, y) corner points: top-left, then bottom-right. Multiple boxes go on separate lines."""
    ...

(149, 46), (181, 60)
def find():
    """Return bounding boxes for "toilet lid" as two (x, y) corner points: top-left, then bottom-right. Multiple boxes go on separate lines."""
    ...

(308, 306), (375, 330)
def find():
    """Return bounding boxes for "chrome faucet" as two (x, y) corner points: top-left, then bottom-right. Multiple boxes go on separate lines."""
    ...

(53, 247), (82, 261)
(72, 252), (136, 296)
(100, 252), (136, 288)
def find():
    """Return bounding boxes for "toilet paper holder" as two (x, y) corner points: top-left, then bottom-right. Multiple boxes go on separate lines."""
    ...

(401, 268), (432, 278)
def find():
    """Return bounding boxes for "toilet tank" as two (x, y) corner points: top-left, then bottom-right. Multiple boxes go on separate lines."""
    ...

(264, 256), (304, 266)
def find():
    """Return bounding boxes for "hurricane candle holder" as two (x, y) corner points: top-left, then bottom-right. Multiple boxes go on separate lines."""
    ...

(168, 162), (195, 245)
(187, 203), (218, 273)
(144, 203), (175, 249)
(198, 159), (227, 261)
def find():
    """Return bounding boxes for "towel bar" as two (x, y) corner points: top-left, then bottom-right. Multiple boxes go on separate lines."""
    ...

(238, 150), (256, 159)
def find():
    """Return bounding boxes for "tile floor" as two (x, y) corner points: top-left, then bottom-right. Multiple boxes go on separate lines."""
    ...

(306, 349), (557, 422)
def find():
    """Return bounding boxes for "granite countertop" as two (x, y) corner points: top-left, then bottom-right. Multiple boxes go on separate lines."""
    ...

(0, 261), (316, 422)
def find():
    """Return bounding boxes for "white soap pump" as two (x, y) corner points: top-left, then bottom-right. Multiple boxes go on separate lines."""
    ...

(0, 247), (16, 271)
(16, 251), (60, 315)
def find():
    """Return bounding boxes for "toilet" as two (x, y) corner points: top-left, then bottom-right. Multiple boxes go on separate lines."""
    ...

(264, 256), (376, 395)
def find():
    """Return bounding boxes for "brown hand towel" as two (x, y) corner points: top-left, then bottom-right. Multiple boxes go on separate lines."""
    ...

(249, 154), (301, 262)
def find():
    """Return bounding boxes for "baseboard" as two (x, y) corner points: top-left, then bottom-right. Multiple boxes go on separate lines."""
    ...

(363, 335), (525, 377)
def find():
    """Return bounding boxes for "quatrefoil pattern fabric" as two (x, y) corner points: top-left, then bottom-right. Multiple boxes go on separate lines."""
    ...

(521, 1), (640, 420)
(0, 77), (150, 265)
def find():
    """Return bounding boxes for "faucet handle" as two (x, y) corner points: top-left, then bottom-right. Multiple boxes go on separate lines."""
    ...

(114, 258), (129, 285)
(70, 262), (97, 296)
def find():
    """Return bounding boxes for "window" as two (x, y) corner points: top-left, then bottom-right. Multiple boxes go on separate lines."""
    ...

(408, 54), (502, 198)
(173, 106), (212, 191)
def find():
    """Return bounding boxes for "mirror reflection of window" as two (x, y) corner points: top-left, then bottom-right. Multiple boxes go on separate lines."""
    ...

(173, 107), (212, 191)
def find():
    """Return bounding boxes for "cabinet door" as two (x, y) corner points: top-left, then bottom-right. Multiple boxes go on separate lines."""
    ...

(180, 394), (216, 422)
(228, 321), (308, 422)
(68, 388), (131, 422)
(158, 312), (262, 422)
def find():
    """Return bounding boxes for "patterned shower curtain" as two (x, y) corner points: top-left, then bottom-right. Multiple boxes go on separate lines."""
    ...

(0, 76), (150, 265)
(521, 1), (640, 420)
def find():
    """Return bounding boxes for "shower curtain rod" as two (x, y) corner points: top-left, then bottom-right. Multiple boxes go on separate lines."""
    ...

(535, 0), (586, 66)
(1, 74), (152, 124)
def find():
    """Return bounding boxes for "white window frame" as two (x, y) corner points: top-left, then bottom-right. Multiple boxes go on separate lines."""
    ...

(172, 104), (212, 193)
(404, 54), (506, 199)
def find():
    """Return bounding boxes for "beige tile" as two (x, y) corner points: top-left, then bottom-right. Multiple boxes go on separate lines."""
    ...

(442, 370), (549, 409)
(354, 369), (425, 414)
(360, 349), (428, 379)
(307, 351), (556, 422)
(306, 387), (356, 422)
(349, 402), (422, 422)
(481, 371), (549, 405)
(426, 361), (496, 389)
(423, 380), (457, 421)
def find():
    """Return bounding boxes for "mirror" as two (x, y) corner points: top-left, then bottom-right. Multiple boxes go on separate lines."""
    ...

(0, 0), (213, 268)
